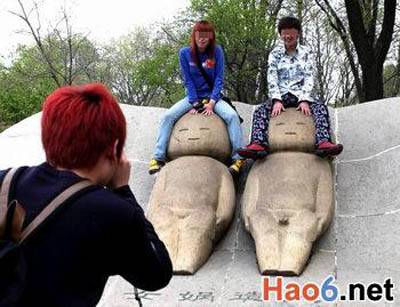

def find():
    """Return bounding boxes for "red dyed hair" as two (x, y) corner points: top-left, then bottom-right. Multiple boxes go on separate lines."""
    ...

(41, 83), (127, 169)
(190, 20), (216, 63)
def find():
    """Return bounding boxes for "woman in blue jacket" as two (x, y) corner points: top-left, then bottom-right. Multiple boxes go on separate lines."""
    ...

(149, 20), (245, 175)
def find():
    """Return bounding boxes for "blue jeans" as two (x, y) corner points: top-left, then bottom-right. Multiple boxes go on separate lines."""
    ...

(153, 97), (243, 162)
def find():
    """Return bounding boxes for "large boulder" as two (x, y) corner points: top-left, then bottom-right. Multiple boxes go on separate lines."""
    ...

(242, 108), (334, 275)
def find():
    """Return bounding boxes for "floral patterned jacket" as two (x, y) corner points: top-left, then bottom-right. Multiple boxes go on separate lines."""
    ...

(267, 43), (314, 103)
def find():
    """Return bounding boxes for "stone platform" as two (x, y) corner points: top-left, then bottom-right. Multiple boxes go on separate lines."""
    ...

(1, 98), (399, 306)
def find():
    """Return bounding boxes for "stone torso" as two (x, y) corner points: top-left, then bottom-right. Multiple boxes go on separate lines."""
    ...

(255, 152), (323, 212)
(155, 156), (224, 210)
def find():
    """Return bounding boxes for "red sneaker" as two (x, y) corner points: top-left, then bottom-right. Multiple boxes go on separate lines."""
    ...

(238, 143), (268, 160)
(315, 141), (343, 157)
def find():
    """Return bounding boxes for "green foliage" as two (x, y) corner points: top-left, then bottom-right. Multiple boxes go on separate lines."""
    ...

(100, 27), (185, 107)
(0, 33), (102, 130)
(0, 48), (55, 130)
(134, 42), (185, 107)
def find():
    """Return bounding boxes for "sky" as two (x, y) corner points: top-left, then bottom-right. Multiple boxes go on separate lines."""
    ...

(0, 0), (190, 59)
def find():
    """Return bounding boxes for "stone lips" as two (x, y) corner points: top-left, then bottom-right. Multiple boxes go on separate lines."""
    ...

(167, 113), (231, 162)
(269, 108), (315, 152)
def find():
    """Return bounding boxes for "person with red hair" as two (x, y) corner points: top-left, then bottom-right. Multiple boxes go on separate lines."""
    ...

(0, 83), (172, 306)
(149, 20), (245, 175)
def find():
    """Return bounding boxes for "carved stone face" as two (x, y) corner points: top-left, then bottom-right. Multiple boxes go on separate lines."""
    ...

(268, 108), (315, 152)
(167, 113), (231, 161)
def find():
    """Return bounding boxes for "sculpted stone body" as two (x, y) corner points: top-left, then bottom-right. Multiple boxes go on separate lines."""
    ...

(242, 108), (334, 275)
(147, 114), (235, 274)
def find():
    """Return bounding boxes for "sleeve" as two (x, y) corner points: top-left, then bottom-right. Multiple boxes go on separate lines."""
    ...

(267, 49), (282, 101)
(111, 186), (173, 291)
(210, 46), (224, 101)
(179, 48), (198, 104)
(299, 48), (314, 102)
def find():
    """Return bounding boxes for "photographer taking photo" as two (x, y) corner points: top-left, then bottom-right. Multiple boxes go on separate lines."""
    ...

(0, 83), (172, 306)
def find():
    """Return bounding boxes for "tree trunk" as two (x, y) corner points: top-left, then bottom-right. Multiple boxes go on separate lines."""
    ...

(345, 0), (396, 102)
(362, 61), (384, 101)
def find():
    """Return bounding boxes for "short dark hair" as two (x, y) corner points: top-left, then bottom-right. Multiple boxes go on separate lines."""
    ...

(278, 16), (301, 34)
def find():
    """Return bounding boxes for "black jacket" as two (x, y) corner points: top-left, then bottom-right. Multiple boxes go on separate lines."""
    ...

(0, 163), (172, 307)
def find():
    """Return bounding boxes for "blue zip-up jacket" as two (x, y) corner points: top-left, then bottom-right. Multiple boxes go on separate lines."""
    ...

(179, 45), (224, 103)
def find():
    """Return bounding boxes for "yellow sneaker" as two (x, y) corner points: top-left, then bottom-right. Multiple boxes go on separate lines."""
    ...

(229, 159), (246, 175)
(149, 158), (165, 175)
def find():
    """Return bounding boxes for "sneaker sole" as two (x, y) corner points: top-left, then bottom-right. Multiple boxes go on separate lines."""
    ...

(238, 149), (268, 160)
(229, 167), (239, 176)
(315, 144), (343, 157)
(149, 167), (162, 175)
(148, 159), (165, 175)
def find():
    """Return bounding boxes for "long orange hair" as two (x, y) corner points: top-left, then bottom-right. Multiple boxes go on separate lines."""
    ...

(190, 20), (216, 63)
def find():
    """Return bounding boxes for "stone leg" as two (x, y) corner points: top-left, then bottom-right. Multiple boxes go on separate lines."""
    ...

(248, 209), (281, 275)
(148, 206), (180, 266)
(173, 208), (216, 275)
(279, 209), (319, 275)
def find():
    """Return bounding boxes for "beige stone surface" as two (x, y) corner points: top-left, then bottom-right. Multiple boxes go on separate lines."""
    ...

(149, 114), (236, 274)
(242, 108), (334, 276)
(147, 156), (235, 274)
(269, 108), (315, 152)
(167, 113), (231, 162)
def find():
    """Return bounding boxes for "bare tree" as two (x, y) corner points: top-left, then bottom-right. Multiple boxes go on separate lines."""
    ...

(345, 0), (396, 102)
(314, 0), (396, 103)
(383, 3), (400, 97)
(314, 0), (363, 102)
(10, 0), (100, 87)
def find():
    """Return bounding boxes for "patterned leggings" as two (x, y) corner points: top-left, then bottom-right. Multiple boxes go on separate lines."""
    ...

(251, 93), (332, 147)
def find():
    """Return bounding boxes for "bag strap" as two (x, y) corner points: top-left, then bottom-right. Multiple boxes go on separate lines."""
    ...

(194, 50), (244, 124)
(195, 51), (215, 91)
(19, 180), (94, 243)
(0, 167), (95, 243)
(0, 167), (20, 237)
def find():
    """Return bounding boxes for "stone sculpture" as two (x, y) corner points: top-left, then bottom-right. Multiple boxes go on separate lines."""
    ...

(242, 108), (334, 275)
(147, 113), (236, 274)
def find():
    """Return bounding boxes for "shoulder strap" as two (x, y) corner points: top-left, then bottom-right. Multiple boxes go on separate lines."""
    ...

(195, 50), (214, 90)
(0, 167), (20, 236)
(19, 180), (94, 243)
